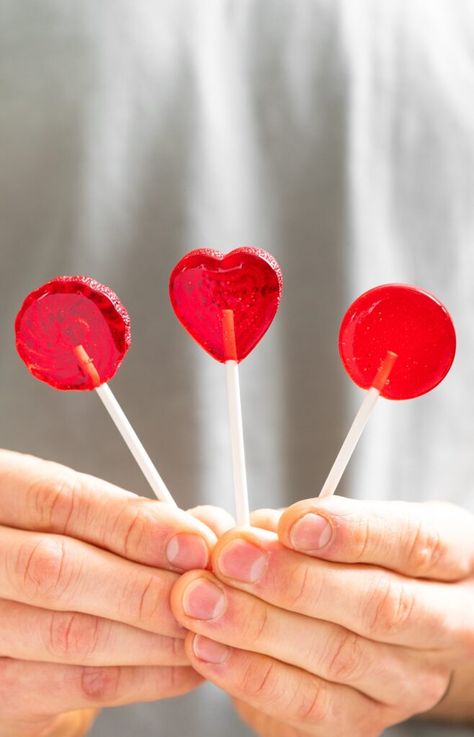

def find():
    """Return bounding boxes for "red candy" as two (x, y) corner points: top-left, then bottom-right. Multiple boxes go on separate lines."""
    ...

(339, 284), (456, 400)
(169, 248), (283, 362)
(15, 276), (131, 391)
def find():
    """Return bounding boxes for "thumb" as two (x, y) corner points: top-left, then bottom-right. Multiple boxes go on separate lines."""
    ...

(278, 496), (474, 582)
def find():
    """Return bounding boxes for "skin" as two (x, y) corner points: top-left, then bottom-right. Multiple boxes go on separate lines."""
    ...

(3, 449), (473, 736)
(171, 497), (474, 737)
(0, 450), (233, 737)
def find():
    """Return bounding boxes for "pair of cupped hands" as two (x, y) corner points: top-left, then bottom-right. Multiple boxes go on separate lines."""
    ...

(1, 451), (474, 737)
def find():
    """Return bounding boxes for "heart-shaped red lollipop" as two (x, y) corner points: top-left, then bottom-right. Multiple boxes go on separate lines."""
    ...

(169, 248), (283, 362)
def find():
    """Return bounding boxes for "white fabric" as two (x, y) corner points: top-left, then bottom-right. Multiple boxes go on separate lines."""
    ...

(1, 1), (473, 735)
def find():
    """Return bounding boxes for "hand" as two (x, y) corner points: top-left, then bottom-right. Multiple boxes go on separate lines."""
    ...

(0, 450), (221, 737)
(171, 496), (474, 737)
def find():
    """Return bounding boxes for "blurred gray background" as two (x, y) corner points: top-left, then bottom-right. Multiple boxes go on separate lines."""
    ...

(1, 1), (474, 735)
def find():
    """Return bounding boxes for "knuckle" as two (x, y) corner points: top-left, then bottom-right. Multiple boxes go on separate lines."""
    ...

(406, 520), (446, 577)
(115, 500), (151, 559)
(288, 564), (320, 611)
(165, 664), (185, 694)
(324, 629), (365, 682)
(351, 516), (371, 562)
(0, 658), (15, 696)
(47, 611), (104, 661)
(126, 572), (168, 626)
(158, 665), (199, 697)
(241, 659), (278, 701)
(14, 537), (71, 601)
(79, 665), (122, 703)
(245, 601), (271, 644)
(27, 466), (81, 534)
(362, 577), (415, 637)
(169, 636), (186, 662)
(294, 679), (329, 724)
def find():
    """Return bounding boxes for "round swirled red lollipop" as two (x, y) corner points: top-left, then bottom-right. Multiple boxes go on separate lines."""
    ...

(16, 276), (175, 504)
(170, 247), (283, 524)
(320, 284), (456, 498)
(16, 276), (130, 390)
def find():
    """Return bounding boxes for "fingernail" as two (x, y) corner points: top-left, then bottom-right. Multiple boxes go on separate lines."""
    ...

(289, 513), (333, 551)
(166, 534), (209, 570)
(193, 634), (230, 664)
(218, 539), (267, 582)
(183, 578), (226, 620)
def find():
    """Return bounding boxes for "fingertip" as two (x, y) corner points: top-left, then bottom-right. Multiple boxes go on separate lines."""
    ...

(250, 508), (283, 532)
(280, 512), (334, 554)
(170, 569), (204, 620)
(165, 532), (210, 571)
(113, 500), (219, 571)
(187, 505), (235, 537)
(188, 633), (232, 666)
(278, 497), (353, 555)
(175, 507), (220, 546)
(183, 632), (201, 669)
(170, 569), (228, 630)
(161, 506), (224, 571)
(184, 632), (203, 671)
(210, 527), (277, 575)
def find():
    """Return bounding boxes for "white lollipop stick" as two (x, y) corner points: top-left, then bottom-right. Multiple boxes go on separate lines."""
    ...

(223, 310), (250, 526)
(74, 345), (176, 505)
(319, 351), (398, 499)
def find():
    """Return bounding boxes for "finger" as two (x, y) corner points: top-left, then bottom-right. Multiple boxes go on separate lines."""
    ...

(250, 508), (283, 532)
(278, 496), (474, 581)
(0, 598), (188, 667)
(0, 525), (182, 636)
(0, 658), (202, 718)
(187, 505), (235, 537)
(231, 699), (282, 737)
(185, 634), (390, 737)
(0, 449), (215, 571)
(171, 571), (449, 708)
(0, 708), (98, 737)
(211, 528), (472, 649)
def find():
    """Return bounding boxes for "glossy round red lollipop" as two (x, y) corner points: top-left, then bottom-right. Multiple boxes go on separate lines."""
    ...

(169, 247), (283, 362)
(15, 276), (131, 391)
(339, 284), (456, 400)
